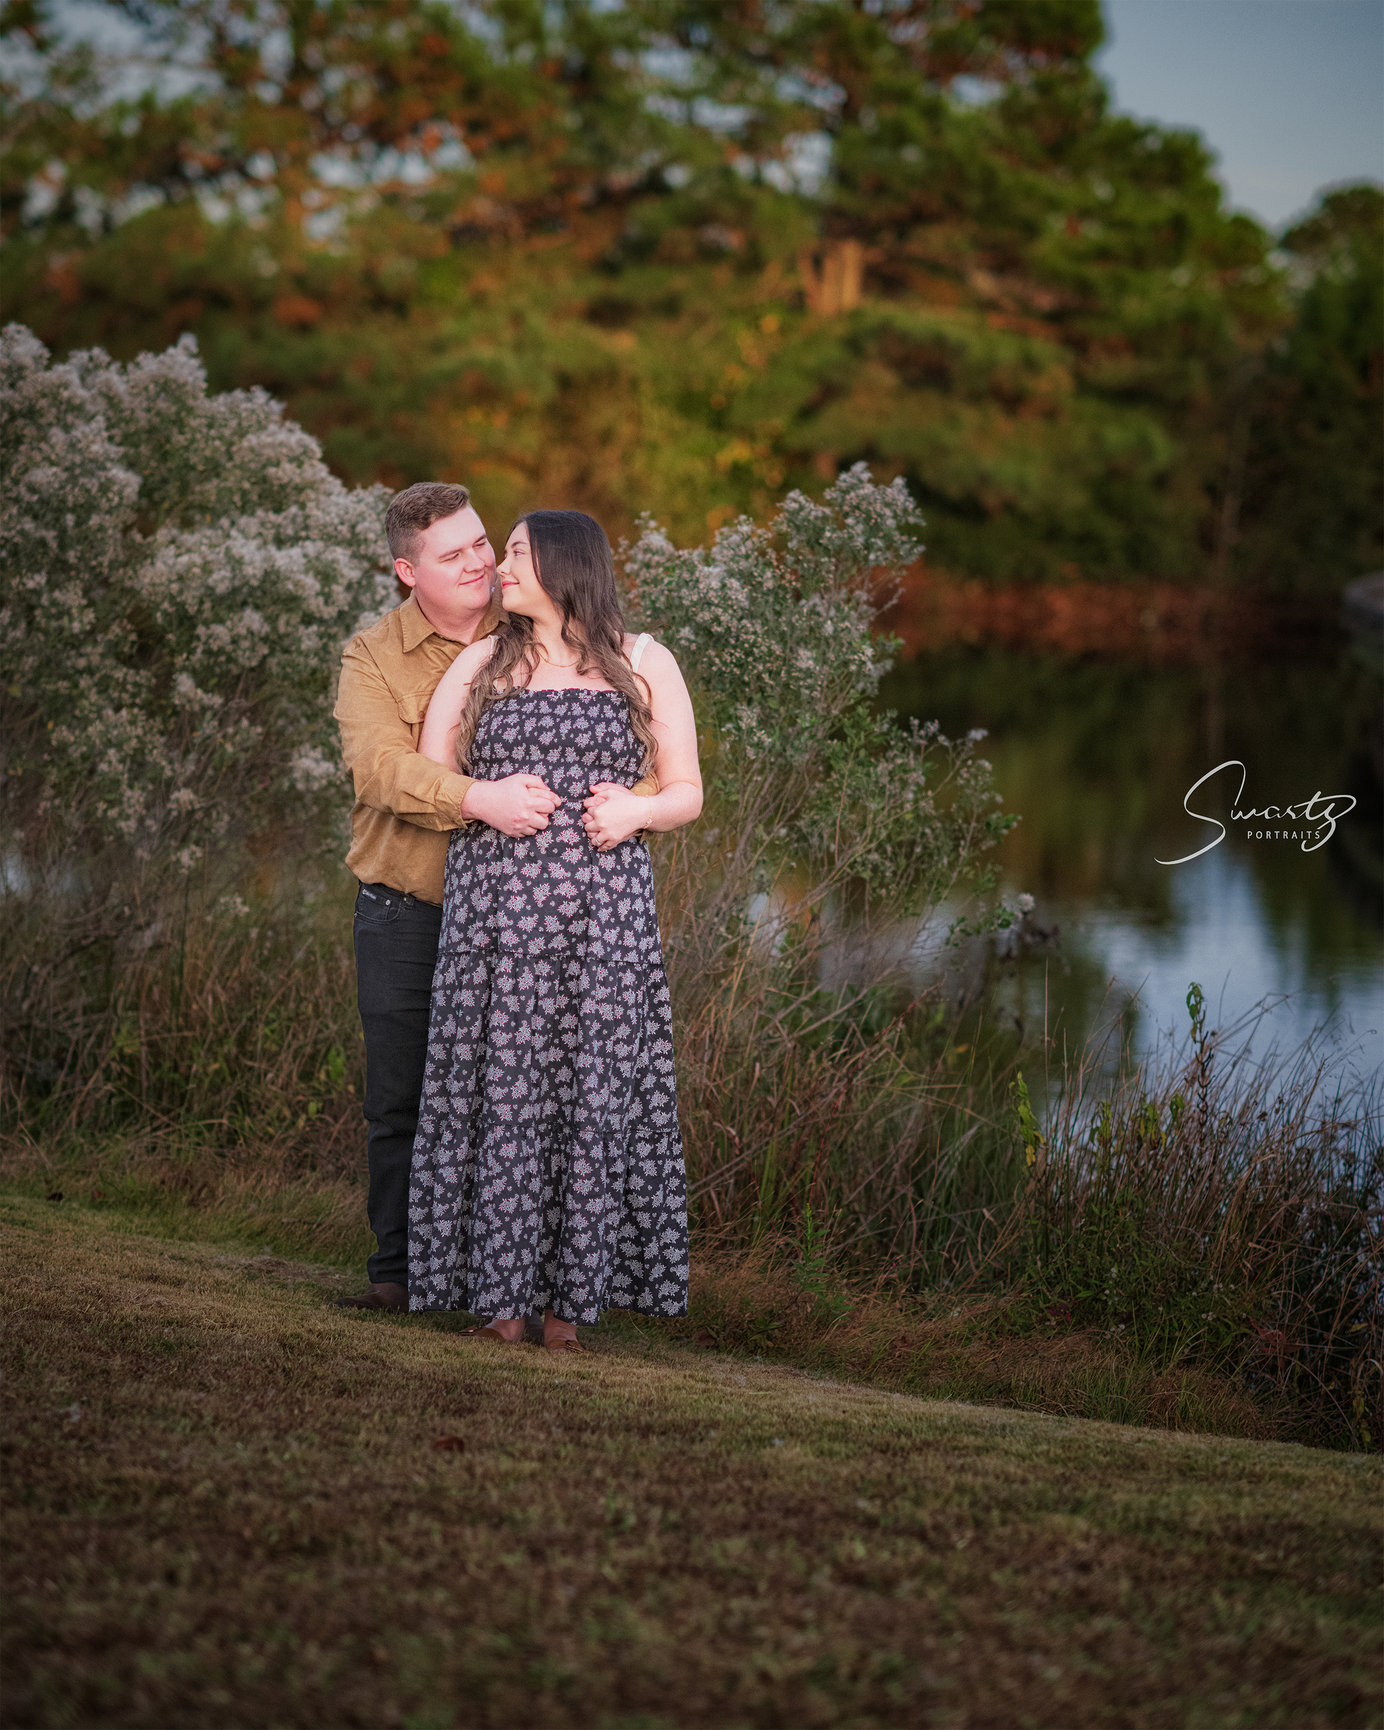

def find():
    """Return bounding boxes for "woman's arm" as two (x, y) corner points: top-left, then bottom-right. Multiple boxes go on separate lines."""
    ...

(418, 637), (495, 768)
(421, 638), (561, 838)
(582, 641), (702, 850)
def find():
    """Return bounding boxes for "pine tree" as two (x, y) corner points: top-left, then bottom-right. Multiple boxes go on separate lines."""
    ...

(4, 0), (1366, 595)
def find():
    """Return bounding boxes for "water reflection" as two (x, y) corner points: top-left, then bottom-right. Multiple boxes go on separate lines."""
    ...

(877, 633), (1383, 1075)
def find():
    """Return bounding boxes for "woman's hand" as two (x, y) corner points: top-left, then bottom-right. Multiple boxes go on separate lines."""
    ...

(582, 783), (649, 851)
(464, 774), (561, 838)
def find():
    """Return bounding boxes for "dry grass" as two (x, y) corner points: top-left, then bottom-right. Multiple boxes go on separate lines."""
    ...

(6, 851), (1378, 1451)
(0, 1169), (1279, 1442)
(664, 1246), (1277, 1442)
(3, 1194), (1380, 1730)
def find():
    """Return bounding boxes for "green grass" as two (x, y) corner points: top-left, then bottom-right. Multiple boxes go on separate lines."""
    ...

(0, 1165), (1281, 1442)
(3, 1194), (1380, 1729)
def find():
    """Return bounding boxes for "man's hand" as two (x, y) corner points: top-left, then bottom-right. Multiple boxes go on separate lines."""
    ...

(582, 782), (648, 852)
(461, 774), (561, 837)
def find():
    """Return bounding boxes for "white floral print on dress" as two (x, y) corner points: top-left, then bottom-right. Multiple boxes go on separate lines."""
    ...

(407, 688), (689, 1324)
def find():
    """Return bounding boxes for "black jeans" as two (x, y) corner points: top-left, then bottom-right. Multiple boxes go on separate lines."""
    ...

(352, 882), (443, 1289)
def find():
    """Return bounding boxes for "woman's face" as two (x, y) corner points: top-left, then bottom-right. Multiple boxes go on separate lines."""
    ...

(497, 522), (550, 620)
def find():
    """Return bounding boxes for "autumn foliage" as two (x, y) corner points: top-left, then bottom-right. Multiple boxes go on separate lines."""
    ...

(2, 0), (1378, 594)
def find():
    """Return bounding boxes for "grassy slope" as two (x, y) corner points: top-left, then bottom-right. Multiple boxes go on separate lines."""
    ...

(0, 1164), (1281, 1443)
(2, 1196), (1379, 1730)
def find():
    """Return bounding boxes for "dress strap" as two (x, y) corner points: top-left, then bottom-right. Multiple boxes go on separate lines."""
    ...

(629, 631), (653, 672)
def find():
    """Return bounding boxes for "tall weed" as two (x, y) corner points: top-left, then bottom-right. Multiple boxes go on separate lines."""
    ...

(1000, 985), (1381, 1448)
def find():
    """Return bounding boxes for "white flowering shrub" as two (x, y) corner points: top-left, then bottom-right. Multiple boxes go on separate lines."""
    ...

(0, 325), (392, 881)
(625, 465), (1012, 907)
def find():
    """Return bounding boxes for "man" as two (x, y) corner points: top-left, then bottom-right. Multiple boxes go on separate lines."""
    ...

(333, 481), (656, 1311)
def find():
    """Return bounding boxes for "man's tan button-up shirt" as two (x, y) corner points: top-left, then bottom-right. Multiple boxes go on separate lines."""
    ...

(334, 592), (655, 907)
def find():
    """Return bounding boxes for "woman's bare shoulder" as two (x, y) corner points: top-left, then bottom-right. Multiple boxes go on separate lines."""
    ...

(442, 634), (498, 686)
(426, 636), (497, 720)
(636, 638), (681, 678)
(460, 633), (500, 669)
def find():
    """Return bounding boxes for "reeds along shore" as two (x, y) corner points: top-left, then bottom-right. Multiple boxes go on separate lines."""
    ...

(2, 873), (1377, 1454)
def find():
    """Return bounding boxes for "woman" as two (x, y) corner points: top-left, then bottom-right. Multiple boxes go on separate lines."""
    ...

(408, 510), (702, 1350)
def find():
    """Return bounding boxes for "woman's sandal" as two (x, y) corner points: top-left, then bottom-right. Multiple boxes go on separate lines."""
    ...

(543, 1336), (587, 1354)
(463, 1324), (521, 1345)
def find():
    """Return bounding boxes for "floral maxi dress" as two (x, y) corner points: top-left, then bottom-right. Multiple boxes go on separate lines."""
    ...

(407, 688), (688, 1324)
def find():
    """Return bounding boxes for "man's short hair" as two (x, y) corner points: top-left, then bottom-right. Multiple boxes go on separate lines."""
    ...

(386, 481), (472, 562)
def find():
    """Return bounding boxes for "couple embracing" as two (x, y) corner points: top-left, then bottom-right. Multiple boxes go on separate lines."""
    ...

(333, 482), (701, 1351)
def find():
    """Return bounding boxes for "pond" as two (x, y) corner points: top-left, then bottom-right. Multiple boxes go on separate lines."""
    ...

(877, 624), (1383, 1083)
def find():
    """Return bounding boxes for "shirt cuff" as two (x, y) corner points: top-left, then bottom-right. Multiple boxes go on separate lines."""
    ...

(438, 771), (477, 828)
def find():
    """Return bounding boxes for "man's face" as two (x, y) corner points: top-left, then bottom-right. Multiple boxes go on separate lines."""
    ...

(394, 506), (495, 614)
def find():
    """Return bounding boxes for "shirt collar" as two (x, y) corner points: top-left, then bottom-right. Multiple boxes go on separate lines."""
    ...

(399, 592), (443, 653)
(399, 589), (503, 653)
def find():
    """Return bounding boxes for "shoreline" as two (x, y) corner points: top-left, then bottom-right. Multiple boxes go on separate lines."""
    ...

(882, 568), (1344, 661)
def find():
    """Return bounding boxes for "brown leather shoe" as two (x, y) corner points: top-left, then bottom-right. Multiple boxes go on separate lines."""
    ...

(335, 1282), (409, 1312)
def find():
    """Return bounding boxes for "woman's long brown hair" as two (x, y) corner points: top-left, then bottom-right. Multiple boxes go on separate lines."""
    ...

(453, 510), (657, 778)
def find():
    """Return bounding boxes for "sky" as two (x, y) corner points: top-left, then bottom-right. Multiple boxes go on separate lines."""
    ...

(1097, 0), (1384, 229)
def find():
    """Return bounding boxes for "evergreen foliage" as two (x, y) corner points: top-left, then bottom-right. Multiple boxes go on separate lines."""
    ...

(1235, 185), (1384, 593)
(0, 1), (1378, 593)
